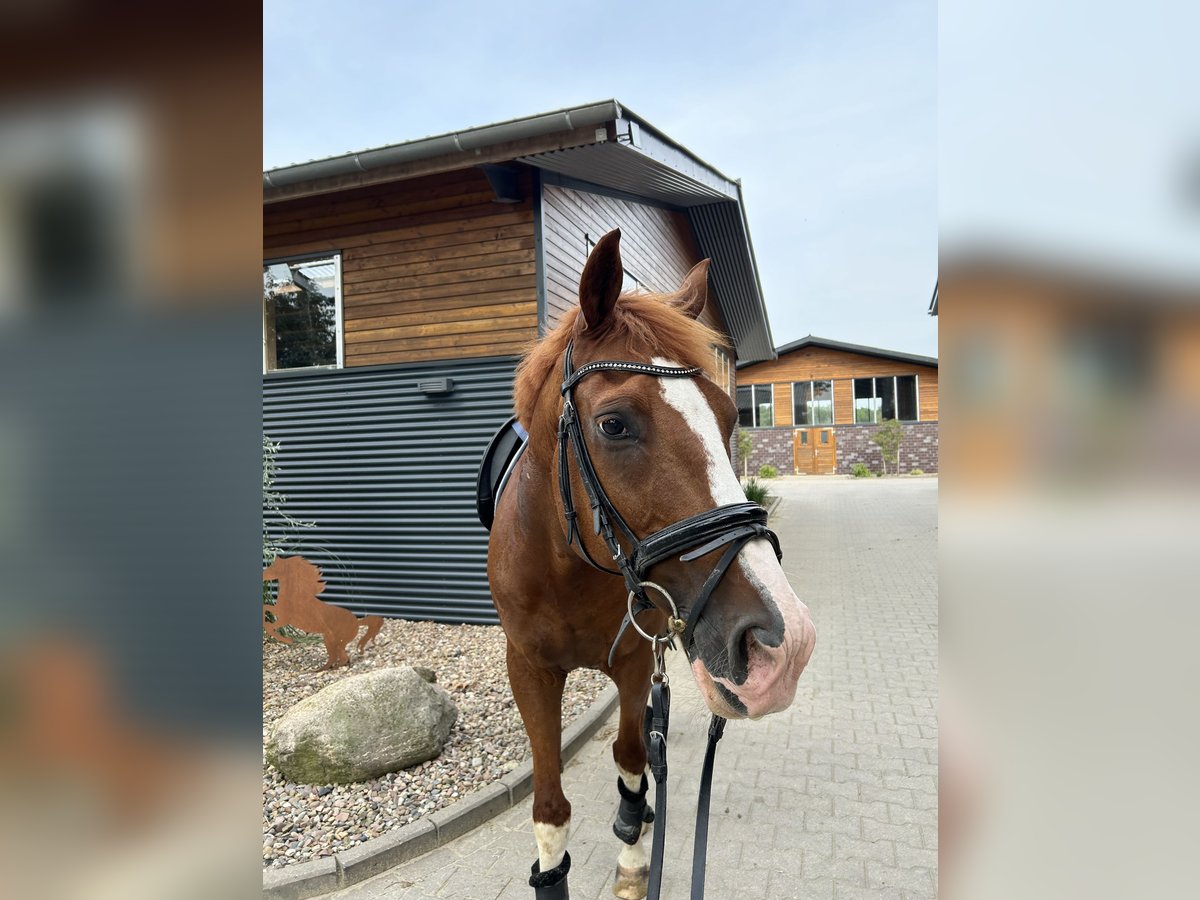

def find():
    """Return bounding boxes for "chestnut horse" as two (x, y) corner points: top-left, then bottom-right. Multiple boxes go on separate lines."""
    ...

(487, 230), (815, 899)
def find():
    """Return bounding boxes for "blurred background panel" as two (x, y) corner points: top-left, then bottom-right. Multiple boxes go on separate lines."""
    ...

(940, 2), (1200, 898)
(0, 2), (262, 898)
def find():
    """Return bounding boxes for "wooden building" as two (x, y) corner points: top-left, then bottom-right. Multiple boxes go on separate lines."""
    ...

(736, 336), (939, 476)
(263, 100), (776, 624)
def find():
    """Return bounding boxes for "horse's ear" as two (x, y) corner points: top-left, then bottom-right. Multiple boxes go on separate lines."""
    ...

(578, 229), (623, 331)
(674, 259), (710, 320)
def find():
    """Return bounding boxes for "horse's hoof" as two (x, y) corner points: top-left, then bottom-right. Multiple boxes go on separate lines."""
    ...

(612, 864), (649, 899)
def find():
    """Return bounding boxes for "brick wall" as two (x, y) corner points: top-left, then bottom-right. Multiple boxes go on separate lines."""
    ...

(835, 422), (939, 475)
(736, 428), (794, 476)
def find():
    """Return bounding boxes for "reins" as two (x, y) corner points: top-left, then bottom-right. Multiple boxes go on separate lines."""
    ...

(555, 338), (784, 900)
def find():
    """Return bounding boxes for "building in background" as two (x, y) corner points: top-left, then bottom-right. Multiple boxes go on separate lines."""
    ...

(262, 100), (776, 624)
(736, 336), (939, 476)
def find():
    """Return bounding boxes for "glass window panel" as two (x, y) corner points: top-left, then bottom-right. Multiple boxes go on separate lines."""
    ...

(755, 385), (774, 427)
(853, 378), (878, 423)
(264, 255), (339, 371)
(793, 382), (812, 425)
(800, 431), (808, 445)
(820, 430), (829, 444)
(811, 380), (833, 425)
(736, 386), (754, 428)
(877, 376), (897, 421)
(897, 375), (918, 420)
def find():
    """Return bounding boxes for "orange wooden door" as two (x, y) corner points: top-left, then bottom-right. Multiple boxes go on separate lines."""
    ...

(794, 428), (837, 474)
(813, 427), (837, 474)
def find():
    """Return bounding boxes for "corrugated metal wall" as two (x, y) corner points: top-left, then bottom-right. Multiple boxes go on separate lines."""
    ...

(263, 356), (518, 624)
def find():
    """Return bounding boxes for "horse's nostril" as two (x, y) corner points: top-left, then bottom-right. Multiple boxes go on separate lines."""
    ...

(726, 617), (785, 685)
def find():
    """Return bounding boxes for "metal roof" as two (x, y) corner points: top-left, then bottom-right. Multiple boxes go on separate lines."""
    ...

(738, 335), (938, 370)
(263, 100), (776, 363)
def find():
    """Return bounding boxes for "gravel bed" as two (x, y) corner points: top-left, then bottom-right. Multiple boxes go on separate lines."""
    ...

(263, 620), (610, 869)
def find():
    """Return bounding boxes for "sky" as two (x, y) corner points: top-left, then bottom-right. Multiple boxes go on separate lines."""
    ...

(264, 0), (937, 357)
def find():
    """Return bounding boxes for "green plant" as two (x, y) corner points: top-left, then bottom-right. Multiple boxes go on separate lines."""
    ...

(851, 462), (871, 478)
(869, 418), (905, 474)
(743, 476), (771, 507)
(736, 427), (754, 478)
(758, 464), (778, 479)
(263, 434), (315, 605)
(910, 468), (925, 476)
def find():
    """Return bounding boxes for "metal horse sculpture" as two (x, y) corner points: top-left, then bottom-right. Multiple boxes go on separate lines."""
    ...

(262, 555), (384, 670)
(484, 230), (816, 899)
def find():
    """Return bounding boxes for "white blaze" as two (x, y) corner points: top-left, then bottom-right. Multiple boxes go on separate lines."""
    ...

(652, 359), (811, 668)
(651, 358), (747, 506)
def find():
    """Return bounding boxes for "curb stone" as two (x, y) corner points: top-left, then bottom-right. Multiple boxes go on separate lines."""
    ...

(263, 684), (620, 899)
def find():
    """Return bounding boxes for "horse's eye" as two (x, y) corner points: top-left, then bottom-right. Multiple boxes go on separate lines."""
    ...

(599, 416), (628, 437)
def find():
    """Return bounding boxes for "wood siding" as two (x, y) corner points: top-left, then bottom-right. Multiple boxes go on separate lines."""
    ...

(539, 183), (729, 342)
(738, 345), (939, 424)
(264, 168), (537, 366)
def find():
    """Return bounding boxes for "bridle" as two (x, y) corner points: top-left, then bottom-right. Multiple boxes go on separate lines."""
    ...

(556, 339), (782, 663)
(555, 337), (784, 899)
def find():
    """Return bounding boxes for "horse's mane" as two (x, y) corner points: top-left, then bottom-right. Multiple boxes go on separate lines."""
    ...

(514, 292), (727, 436)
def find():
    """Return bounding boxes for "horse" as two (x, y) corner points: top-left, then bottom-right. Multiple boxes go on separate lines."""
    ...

(262, 555), (384, 670)
(486, 229), (816, 899)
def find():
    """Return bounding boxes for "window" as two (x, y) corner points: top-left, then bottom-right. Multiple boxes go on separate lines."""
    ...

(263, 254), (342, 372)
(710, 346), (732, 394)
(853, 375), (919, 423)
(736, 384), (774, 427)
(792, 380), (834, 425)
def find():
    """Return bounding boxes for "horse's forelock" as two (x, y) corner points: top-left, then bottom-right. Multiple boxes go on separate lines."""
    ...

(514, 293), (725, 436)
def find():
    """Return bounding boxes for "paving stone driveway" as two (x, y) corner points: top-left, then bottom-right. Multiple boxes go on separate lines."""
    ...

(329, 476), (938, 899)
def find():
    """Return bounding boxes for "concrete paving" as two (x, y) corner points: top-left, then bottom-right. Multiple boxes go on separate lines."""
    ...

(327, 476), (938, 899)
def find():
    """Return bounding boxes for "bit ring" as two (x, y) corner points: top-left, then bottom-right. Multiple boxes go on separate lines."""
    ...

(626, 581), (684, 644)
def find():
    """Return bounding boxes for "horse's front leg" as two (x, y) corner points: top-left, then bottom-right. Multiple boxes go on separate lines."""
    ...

(609, 648), (655, 899)
(506, 641), (571, 899)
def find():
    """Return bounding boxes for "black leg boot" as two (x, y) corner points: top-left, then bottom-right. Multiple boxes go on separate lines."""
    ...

(612, 774), (654, 844)
(529, 850), (570, 899)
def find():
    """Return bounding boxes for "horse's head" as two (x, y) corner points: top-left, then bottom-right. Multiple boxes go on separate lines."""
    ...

(517, 230), (815, 720)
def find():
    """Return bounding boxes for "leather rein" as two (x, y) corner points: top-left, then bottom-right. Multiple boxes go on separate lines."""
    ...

(555, 338), (784, 900)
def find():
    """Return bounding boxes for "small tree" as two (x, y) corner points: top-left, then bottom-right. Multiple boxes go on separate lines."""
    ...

(734, 427), (753, 480)
(736, 427), (754, 479)
(870, 419), (905, 475)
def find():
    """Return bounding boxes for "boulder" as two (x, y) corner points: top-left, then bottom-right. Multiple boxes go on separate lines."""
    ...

(267, 666), (457, 784)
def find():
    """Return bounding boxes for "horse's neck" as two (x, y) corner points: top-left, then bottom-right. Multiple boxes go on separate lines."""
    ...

(277, 571), (322, 607)
(511, 438), (569, 549)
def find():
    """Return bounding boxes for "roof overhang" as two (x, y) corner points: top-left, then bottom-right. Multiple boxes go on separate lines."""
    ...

(738, 335), (938, 370)
(263, 101), (776, 363)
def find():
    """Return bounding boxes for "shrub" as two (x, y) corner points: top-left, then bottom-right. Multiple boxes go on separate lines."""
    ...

(910, 468), (925, 476)
(758, 464), (778, 479)
(743, 477), (771, 507)
(850, 463), (871, 478)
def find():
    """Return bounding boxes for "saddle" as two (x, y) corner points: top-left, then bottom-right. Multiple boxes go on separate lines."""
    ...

(476, 415), (529, 531)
